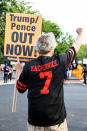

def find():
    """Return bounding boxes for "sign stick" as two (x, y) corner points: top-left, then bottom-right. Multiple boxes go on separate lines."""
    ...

(12, 57), (19, 112)
(12, 81), (18, 112)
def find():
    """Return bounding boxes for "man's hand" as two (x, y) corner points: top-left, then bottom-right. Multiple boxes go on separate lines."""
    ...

(76, 28), (83, 35)
(15, 57), (23, 72)
(15, 57), (23, 80)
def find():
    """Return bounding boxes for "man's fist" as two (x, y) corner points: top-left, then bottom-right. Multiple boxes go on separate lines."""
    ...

(76, 28), (83, 35)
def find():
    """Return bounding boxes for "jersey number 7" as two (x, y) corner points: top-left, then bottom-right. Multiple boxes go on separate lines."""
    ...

(39, 71), (52, 94)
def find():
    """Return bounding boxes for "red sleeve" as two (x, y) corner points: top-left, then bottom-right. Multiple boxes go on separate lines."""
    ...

(60, 47), (76, 70)
(16, 80), (28, 93)
(16, 64), (29, 93)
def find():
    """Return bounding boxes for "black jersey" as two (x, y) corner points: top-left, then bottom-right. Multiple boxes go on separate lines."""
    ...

(16, 47), (76, 126)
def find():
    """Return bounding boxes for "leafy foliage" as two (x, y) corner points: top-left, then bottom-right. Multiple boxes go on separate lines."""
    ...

(42, 19), (62, 40)
(42, 19), (74, 54)
(55, 33), (74, 54)
(77, 44), (87, 60)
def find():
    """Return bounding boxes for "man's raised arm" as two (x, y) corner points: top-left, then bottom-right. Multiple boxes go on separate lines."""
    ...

(72, 28), (83, 52)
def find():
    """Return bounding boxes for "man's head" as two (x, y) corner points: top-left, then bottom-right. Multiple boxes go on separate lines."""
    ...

(35, 32), (57, 54)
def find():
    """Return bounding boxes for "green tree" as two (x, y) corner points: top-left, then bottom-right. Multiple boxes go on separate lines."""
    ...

(0, 0), (10, 63)
(77, 44), (87, 61)
(42, 19), (74, 54)
(42, 19), (62, 40)
(55, 33), (74, 54)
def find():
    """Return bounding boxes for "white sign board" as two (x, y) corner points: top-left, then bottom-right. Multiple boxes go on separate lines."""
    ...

(83, 59), (87, 64)
(78, 60), (82, 64)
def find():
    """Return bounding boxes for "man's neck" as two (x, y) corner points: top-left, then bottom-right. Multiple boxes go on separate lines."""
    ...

(39, 52), (54, 57)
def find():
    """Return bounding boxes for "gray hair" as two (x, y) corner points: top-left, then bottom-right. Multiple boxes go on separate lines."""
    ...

(35, 32), (57, 54)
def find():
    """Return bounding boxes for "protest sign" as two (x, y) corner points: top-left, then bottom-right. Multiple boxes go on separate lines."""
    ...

(4, 12), (42, 62)
(72, 64), (83, 80)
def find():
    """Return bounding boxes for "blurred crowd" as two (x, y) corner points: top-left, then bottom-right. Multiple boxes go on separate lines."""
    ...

(0, 62), (87, 84)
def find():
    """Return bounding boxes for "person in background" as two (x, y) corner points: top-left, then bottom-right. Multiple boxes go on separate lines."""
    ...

(83, 64), (87, 85)
(68, 66), (72, 80)
(15, 28), (83, 131)
(3, 63), (9, 83)
(8, 65), (13, 81)
(64, 68), (68, 80)
(0, 65), (1, 71)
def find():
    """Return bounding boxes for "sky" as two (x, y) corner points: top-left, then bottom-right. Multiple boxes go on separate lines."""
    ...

(25, 0), (87, 44)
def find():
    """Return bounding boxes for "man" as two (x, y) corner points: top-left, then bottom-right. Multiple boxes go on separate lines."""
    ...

(8, 65), (13, 81)
(3, 63), (9, 83)
(15, 28), (83, 131)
